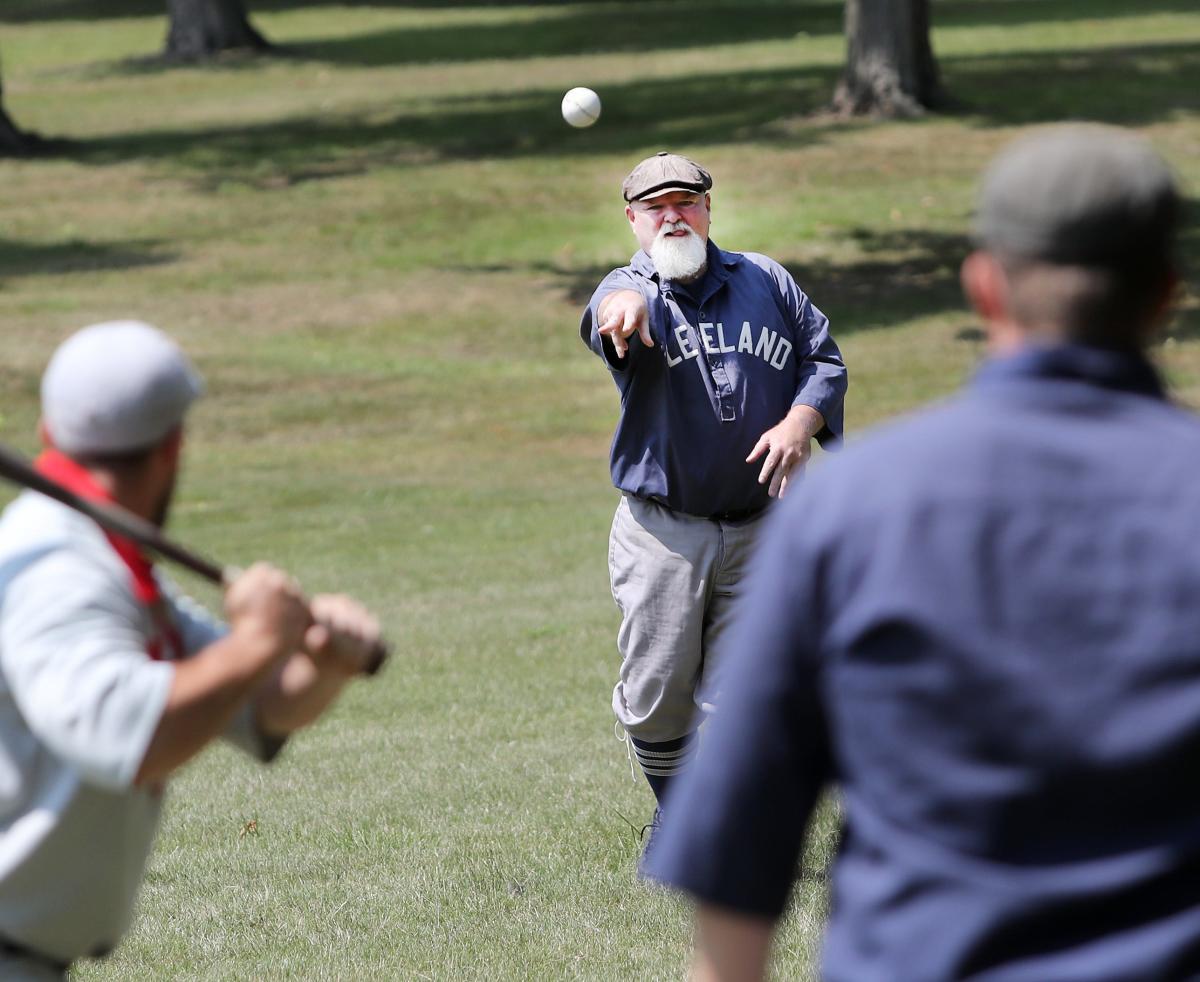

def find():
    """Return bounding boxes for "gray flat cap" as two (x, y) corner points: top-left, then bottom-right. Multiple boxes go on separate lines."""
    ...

(622, 152), (713, 202)
(975, 124), (1180, 268)
(42, 320), (204, 455)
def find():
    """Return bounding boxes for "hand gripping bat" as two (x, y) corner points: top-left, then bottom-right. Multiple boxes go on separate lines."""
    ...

(0, 442), (387, 675)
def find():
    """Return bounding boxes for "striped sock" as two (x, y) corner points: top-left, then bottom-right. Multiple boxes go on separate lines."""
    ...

(629, 732), (698, 804)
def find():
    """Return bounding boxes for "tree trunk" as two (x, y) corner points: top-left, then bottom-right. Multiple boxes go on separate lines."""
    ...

(164, 0), (271, 62)
(0, 69), (43, 156)
(832, 0), (946, 118)
(0, 105), (35, 155)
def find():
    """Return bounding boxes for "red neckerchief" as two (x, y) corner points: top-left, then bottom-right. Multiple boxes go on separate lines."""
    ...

(34, 448), (184, 662)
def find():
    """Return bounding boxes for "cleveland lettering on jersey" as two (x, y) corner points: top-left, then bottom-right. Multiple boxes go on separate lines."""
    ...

(664, 320), (793, 371)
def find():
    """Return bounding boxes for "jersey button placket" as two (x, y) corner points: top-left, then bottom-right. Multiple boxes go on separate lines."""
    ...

(700, 308), (736, 422)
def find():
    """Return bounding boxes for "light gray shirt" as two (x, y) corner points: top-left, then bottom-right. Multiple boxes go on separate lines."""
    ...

(0, 492), (276, 963)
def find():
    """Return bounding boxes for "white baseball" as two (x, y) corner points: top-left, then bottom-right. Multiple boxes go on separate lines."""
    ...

(561, 87), (601, 128)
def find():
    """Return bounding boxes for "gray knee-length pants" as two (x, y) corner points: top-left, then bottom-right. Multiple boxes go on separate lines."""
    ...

(608, 494), (767, 743)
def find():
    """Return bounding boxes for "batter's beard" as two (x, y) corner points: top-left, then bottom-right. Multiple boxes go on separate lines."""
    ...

(152, 473), (176, 529)
(650, 224), (708, 283)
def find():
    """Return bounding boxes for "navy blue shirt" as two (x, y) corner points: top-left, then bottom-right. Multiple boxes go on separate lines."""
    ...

(646, 344), (1200, 980)
(581, 241), (846, 517)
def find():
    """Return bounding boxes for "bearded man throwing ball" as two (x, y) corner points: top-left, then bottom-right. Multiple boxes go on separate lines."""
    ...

(580, 152), (847, 836)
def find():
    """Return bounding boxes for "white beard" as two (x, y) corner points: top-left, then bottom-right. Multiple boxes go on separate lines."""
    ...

(650, 223), (708, 282)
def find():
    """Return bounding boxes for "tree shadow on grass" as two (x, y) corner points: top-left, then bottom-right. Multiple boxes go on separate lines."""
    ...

(785, 228), (970, 334)
(0, 0), (840, 35)
(794, 217), (1198, 340)
(76, 2), (837, 80)
(6, 0), (1196, 38)
(53, 32), (1199, 188)
(480, 226), (973, 336)
(935, 0), (1200, 30)
(292, 2), (839, 67)
(58, 0), (1195, 74)
(0, 0), (639, 23)
(791, 209), (1199, 340)
(529, 205), (1200, 342)
(949, 41), (1200, 125)
(0, 237), (176, 284)
(60, 63), (848, 186)
(291, 0), (1199, 68)
(0, 0), (161, 23)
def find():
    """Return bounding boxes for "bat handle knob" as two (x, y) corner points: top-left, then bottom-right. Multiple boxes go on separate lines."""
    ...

(363, 641), (390, 677)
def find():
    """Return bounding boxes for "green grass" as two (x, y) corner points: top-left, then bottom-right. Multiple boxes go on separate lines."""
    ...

(0, 1), (1197, 978)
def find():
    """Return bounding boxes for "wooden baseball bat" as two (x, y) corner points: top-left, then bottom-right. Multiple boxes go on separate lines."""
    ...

(0, 442), (387, 676)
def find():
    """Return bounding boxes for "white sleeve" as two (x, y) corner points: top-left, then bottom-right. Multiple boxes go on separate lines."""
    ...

(158, 575), (285, 764)
(0, 550), (174, 791)
(157, 572), (226, 655)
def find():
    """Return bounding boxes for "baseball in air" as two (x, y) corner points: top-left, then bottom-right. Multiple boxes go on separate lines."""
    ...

(561, 87), (601, 128)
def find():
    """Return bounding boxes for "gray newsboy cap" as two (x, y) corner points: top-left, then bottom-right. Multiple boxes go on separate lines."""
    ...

(622, 151), (713, 202)
(975, 124), (1180, 268)
(41, 320), (204, 455)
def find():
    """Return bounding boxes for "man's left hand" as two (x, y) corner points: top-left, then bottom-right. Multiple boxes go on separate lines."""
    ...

(304, 594), (382, 677)
(746, 405), (826, 498)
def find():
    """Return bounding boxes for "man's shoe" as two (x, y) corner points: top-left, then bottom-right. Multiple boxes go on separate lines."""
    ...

(639, 807), (662, 844)
(637, 807), (663, 875)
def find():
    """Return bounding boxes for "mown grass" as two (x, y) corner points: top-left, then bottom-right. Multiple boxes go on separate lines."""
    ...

(0, 1), (1198, 978)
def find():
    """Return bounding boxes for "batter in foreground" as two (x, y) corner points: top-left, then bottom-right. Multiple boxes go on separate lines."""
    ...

(579, 152), (847, 835)
(0, 321), (383, 980)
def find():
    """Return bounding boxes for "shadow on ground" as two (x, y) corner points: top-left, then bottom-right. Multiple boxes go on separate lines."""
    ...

(47, 0), (1198, 75)
(292, 2), (839, 67)
(59, 62), (848, 184)
(787, 228), (969, 333)
(39, 0), (835, 77)
(511, 202), (1200, 341)
(0, 237), (176, 284)
(5, 0), (1196, 37)
(51, 35), (1200, 190)
(955, 42), (1200, 126)
(289, 0), (1197, 68)
(470, 226), (972, 335)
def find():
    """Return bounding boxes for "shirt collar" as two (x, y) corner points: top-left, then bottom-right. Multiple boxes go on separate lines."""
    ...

(973, 343), (1166, 400)
(33, 448), (164, 605)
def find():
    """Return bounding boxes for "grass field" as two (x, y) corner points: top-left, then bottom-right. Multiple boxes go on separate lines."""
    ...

(1, 1), (1198, 978)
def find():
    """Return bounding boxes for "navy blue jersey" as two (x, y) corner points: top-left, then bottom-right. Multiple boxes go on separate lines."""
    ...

(581, 241), (846, 517)
(646, 344), (1200, 981)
